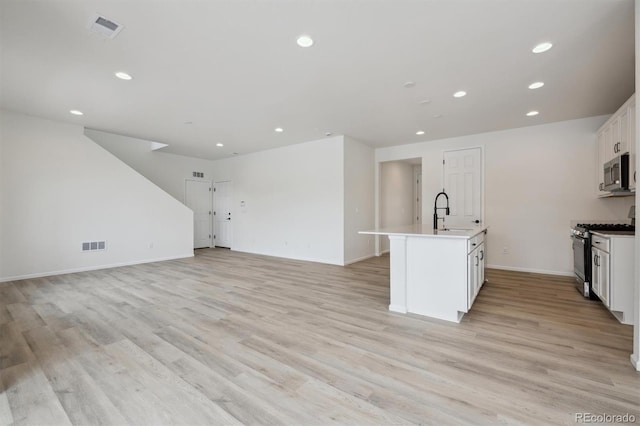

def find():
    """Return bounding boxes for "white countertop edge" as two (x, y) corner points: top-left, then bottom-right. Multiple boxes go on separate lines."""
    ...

(359, 225), (488, 239)
(590, 230), (635, 238)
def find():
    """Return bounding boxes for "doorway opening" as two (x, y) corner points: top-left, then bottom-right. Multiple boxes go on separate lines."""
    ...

(379, 157), (422, 253)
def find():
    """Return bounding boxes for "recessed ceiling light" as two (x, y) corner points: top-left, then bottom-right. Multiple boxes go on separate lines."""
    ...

(296, 35), (313, 48)
(403, 81), (416, 88)
(275, 127), (284, 133)
(526, 110), (539, 117)
(416, 130), (425, 135)
(325, 132), (332, 137)
(453, 91), (467, 98)
(532, 42), (553, 53)
(115, 71), (132, 80)
(216, 143), (224, 147)
(528, 82), (544, 89)
(69, 110), (84, 116)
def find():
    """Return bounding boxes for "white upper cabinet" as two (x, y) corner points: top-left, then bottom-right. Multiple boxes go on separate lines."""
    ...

(597, 129), (608, 195)
(610, 108), (628, 158)
(595, 93), (635, 196)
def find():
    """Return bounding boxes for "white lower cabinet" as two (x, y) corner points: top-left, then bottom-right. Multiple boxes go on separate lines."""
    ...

(467, 239), (486, 310)
(591, 247), (609, 307)
(590, 233), (634, 324)
(467, 248), (478, 309)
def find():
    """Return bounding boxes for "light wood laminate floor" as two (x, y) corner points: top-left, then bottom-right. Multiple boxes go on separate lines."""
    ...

(1, 248), (638, 425)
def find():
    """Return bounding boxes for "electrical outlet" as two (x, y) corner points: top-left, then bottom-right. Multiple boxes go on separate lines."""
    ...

(502, 247), (509, 254)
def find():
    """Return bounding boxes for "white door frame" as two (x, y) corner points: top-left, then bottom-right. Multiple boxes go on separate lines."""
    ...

(413, 165), (422, 224)
(184, 178), (213, 248)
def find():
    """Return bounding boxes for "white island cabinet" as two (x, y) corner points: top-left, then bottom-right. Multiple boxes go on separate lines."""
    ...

(360, 225), (488, 323)
(591, 232), (635, 325)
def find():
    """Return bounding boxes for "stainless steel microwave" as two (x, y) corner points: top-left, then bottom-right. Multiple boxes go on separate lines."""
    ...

(603, 153), (629, 192)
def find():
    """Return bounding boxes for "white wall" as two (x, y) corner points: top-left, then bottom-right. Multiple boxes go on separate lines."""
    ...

(210, 136), (345, 265)
(86, 129), (216, 203)
(343, 136), (375, 264)
(376, 116), (635, 276)
(86, 130), (372, 266)
(0, 110), (193, 281)
(379, 161), (416, 252)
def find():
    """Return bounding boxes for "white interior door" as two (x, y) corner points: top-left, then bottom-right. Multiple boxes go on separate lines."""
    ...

(185, 179), (212, 249)
(443, 148), (482, 228)
(214, 181), (233, 248)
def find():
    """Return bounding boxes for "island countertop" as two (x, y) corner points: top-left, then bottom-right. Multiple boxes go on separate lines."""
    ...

(359, 224), (488, 239)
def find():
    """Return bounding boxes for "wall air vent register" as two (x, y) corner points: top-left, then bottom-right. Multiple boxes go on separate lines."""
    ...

(82, 241), (106, 252)
(87, 14), (124, 39)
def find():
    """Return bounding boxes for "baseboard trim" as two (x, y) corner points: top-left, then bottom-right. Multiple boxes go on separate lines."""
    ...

(375, 249), (390, 256)
(231, 248), (343, 266)
(0, 253), (194, 283)
(389, 304), (408, 314)
(343, 254), (376, 265)
(486, 264), (574, 277)
(631, 354), (640, 371)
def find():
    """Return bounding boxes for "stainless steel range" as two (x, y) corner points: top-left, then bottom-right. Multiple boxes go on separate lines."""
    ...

(570, 222), (635, 298)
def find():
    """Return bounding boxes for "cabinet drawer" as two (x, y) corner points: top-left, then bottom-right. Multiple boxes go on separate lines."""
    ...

(591, 235), (610, 252)
(468, 231), (485, 253)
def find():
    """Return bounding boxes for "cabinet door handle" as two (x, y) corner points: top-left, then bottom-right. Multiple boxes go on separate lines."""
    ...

(475, 255), (479, 267)
(480, 250), (484, 260)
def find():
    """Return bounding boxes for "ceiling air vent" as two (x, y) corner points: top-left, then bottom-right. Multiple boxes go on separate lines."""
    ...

(88, 14), (124, 39)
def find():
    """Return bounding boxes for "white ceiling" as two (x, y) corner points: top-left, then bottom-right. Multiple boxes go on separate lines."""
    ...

(0, 0), (635, 160)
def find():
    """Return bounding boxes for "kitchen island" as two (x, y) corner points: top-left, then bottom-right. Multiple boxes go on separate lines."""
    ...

(360, 224), (488, 323)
